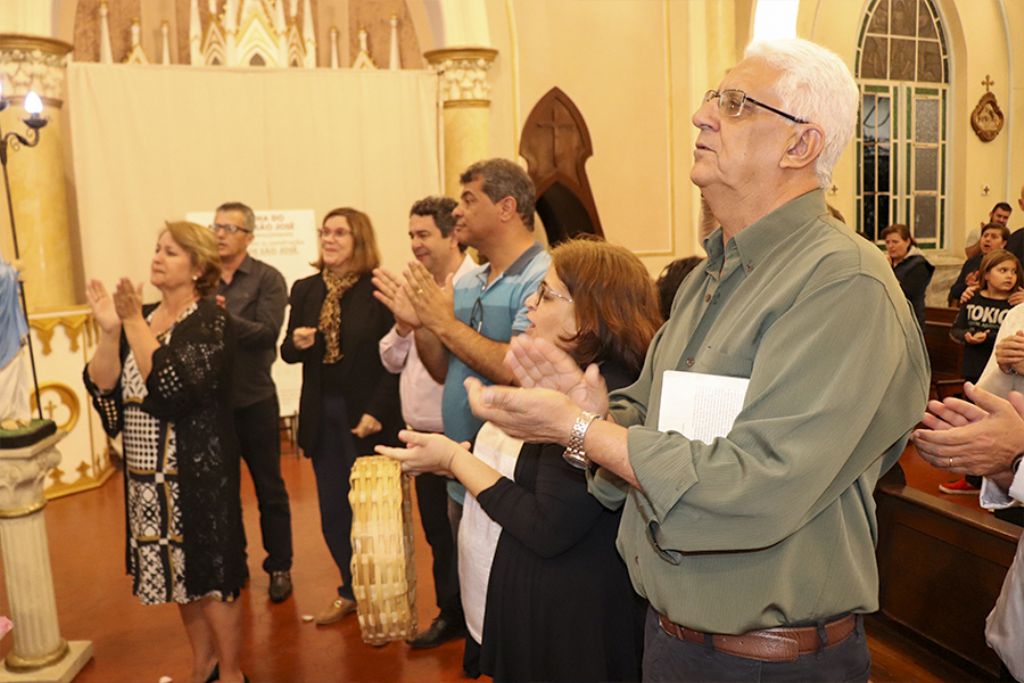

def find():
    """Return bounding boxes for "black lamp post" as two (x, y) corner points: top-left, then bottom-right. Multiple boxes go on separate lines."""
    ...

(0, 88), (48, 422)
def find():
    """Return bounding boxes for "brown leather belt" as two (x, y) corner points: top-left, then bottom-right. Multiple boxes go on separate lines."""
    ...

(657, 613), (857, 663)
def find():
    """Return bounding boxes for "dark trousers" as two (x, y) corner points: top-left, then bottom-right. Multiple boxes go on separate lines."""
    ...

(236, 395), (293, 573)
(311, 394), (357, 600)
(415, 472), (462, 619)
(642, 608), (870, 683)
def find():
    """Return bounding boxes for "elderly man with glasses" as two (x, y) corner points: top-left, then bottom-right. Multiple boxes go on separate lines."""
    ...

(467, 39), (929, 682)
(211, 201), (294, 603)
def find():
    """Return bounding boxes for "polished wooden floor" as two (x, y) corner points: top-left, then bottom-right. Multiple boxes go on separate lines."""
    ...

(0, 440), (989, 682)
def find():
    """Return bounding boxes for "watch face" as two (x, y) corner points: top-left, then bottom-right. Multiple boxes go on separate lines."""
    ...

(562, 449), (589, 470)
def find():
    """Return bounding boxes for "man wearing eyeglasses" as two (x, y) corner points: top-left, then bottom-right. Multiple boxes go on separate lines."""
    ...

(466, 40), (929, 682)
(212, 201), (294, 603)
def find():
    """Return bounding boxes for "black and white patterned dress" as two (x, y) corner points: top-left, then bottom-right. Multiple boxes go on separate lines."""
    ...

(85, 299), (247, 605)
(122, 306), (190, 604)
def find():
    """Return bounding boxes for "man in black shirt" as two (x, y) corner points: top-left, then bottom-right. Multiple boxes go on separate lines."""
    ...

(213, 201), (294, 602)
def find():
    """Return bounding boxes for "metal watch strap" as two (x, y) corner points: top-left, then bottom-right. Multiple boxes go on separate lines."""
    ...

(563, 411), (601, 470)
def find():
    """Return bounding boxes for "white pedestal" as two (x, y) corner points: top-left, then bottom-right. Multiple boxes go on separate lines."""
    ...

(0, 641), (92, 683)
(0, 433), (92, 681)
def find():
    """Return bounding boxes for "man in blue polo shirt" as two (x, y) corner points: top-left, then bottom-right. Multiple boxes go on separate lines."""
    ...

(398, 157), (549, 527)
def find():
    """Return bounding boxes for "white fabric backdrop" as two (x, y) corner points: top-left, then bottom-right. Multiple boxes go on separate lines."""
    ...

(67, 64), (440, 415)
(68, 62), (440, 291)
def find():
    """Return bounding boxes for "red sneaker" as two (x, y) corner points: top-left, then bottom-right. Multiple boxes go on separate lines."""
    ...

(939, 478), (980, 495)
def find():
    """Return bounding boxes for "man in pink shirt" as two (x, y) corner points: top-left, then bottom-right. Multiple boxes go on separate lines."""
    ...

(377, 196), (475, 648)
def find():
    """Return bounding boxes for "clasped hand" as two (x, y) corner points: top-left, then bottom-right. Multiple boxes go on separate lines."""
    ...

(464, 336), (610, 444)
(403, 261), (455, 332)
(913, 381), (1024, 483)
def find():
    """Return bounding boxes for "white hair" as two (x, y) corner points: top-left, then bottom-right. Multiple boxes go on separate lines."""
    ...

(744, 39), (859, 188)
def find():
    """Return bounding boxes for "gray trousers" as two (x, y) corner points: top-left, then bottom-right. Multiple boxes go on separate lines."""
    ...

(643, 607), (870, 683)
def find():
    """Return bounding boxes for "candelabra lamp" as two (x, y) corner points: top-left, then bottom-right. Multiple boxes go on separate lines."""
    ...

(0, 87), (56, 448)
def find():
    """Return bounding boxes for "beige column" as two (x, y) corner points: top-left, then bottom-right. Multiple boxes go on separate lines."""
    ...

(0, 432), (92, 682)
(0, 34), (75, 312)
(423, 48), (498, 197)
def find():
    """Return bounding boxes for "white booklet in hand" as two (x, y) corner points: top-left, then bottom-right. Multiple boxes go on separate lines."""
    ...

(657, 370), (750, 443)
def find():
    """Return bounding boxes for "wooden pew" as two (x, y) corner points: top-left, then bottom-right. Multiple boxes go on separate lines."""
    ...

(923, 306), (964, 399)
(875, 482), (1021, 677)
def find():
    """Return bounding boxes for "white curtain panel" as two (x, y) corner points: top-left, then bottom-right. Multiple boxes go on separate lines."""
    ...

(67, 63), (441, 289)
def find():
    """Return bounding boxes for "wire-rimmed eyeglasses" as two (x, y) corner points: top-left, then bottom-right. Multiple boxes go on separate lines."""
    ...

(536, 280), (574, 306)
(702, 89), (809, 124)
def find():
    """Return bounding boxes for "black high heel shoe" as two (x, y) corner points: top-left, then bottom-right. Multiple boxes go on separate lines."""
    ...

(203, 663), (219, 683)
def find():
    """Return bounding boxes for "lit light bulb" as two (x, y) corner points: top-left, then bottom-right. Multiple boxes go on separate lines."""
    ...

(24, 91), (42, 115)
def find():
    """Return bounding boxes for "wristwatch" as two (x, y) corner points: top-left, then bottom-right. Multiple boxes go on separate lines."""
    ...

(563, 411), (602, 470)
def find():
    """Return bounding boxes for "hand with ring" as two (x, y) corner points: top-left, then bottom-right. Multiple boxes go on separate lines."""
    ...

(404, 260), (456, 333)
(912, 382), (1024, 480)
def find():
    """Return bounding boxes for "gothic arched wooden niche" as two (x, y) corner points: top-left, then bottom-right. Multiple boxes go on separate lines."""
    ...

(519, 88), (603, 245)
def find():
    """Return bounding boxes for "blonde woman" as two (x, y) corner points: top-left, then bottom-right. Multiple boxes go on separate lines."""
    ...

(85, 222), (247, 683)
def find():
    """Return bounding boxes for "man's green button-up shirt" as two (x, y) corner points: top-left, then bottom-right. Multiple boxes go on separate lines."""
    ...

(596, 190), (930, 634)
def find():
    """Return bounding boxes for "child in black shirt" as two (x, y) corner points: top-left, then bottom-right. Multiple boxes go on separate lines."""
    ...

(951, 249), (1023, 382)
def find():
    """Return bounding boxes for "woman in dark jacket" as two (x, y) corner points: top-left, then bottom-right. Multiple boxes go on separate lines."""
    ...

(883, 223), (934, 328)
(281, 207), (400, 625)
(379, 239), (662, 682)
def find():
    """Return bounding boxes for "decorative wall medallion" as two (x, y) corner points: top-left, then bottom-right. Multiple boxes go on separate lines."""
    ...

(971, 75), (1003, 142)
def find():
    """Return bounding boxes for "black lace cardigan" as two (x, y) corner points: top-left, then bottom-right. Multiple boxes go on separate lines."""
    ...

(84, 299), (248, 598)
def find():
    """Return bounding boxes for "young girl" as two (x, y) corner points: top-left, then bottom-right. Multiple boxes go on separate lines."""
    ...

(951, 248), (1023, 384)
(943, 249), (1022, 496)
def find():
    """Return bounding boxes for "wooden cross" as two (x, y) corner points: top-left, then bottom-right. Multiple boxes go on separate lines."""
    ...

(982, 75), (994, 93)
(536, 107), (574, 151)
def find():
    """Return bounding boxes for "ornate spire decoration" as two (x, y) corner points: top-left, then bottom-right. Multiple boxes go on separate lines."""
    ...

(351, 27), (376, 70)
(192, 0), (315, 67)
(273, 0), (287, 34)
(388, 15), (400, 70)
(330, 27), (340, 69)
(190, 0), (203, 64)
(224, 0), (238, 33)
(301, 0), (316, 68)
(98, 2), (113, 63)
(123, 18), (149, 64)
(160, 21), (171, 64)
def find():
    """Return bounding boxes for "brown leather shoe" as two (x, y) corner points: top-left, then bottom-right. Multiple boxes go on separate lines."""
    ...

(314, 596), (357, 625)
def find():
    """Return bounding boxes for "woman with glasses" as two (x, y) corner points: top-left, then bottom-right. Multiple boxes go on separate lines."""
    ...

(378, 238), (661, 682)
(281, 207), (400, 625)
(84, 222), (248, 683)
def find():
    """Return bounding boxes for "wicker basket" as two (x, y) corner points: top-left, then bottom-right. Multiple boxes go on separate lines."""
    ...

(348, 455), (417, 645)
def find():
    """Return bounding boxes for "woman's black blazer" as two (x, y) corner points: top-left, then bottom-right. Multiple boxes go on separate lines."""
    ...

(280, 272), (400, 455)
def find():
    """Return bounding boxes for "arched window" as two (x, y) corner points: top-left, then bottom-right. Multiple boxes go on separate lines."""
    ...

(856, 0), (948, 247)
